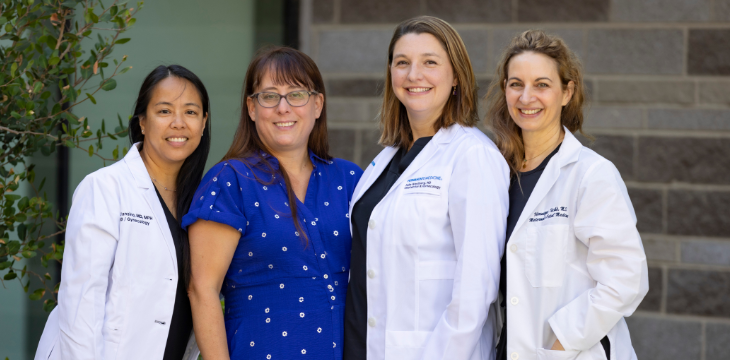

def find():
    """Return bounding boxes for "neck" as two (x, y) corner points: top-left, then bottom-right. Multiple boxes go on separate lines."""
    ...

(140, 147), (182, 191)
(407, 109), (440, 147)
(270, 146), (311, 176)
(523, 123), (563, 160)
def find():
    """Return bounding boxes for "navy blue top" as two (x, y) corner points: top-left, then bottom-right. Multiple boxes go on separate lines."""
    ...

(182, 151), (363, 360)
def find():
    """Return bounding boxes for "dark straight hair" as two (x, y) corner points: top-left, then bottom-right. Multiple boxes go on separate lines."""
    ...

(223, 46), (330, 246)
(129, 64), (211, 287)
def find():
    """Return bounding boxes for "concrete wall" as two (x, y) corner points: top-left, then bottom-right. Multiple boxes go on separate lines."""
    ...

(301, 1), (730, 359)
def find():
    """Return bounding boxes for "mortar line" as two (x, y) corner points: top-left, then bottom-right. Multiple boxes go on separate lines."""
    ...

(683, 26), (689, 77)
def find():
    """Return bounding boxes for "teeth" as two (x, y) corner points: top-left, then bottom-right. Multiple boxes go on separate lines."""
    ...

(408, 87), (431, 93)
(276, 122), (295, 127)
(167, 137), (187, 142)
(520, 109), (542, 115)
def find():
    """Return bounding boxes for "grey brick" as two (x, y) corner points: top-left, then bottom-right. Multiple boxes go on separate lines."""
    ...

(637, 267), (662, 312)
(682, 240), (730, 266)
(611, 0), (711, 22)
(458, 29), (489, 75)
(647, 109), (730, 131)
(688, 29), (730, 75)
(643, 238), (677, 261)
(667, 268), (730, 317)
(637, 137), (730, 185)
(699, 81), (730, 105)
(628, 188), (663, 233)
(626, 316), (702, 360)
(489, 28), (584, 72)
(327, 99), (373, 122)
(707, 323), (730, 360)
(424, 0), (511, 23)
(360, 128), (384, 168)
(312, 0), (335, 24)
(668, 191), (730, 237)
(518, 0), (610, 22)
(596, 80), (695, 104)
(585, 29), (684, 75)
(583, 106), (644, 129)
(585, 135), (634, 179)
(328, 129), (356, 162)
(317, 30), (392, 73)
(326, 78), (384, 97)
(717, 0), (730, 21)
(340, 0), (420, 23)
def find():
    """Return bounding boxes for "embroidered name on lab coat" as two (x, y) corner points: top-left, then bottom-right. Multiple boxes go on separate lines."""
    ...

(120, 212), (153, 226)
(529, 206), (568, 222)
(403, 176), (442, 196)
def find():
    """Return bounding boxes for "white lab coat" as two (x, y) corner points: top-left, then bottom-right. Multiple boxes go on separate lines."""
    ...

(349, 124), (510, 360)
(503, 128), (649, 360)
(34, 143), (199, 360)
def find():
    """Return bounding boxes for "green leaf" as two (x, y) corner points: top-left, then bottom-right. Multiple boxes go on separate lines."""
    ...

(0, 17), (7, 26)
(65, 140), (75, 148)
(48, 56), (60, 66)
(119, 66), (131, 74)
(43, 298), (56, 312)
(115, 38), (130, 44)
(110, 5), (118, 16)
(11, 111), (22, 119)
(29, 288), (45, 300)
(0, 262), (12, 270)
(88, 145), (94, 157)
(86, 93), (97, 104)
(112, 146), (119, 159)
(22, 250), (36, 258)
(15, 213), (27, 222)
(17, 223), (26, 240)
(127, 18), (136, 27)
(8, 241), (21, 255)
(101, 78), (116, 91)
(4, 271), (17, 281)
(10, 62), (18, 75)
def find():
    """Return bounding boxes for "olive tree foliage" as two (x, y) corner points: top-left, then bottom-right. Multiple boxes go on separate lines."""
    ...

(0, 0), (142, 312)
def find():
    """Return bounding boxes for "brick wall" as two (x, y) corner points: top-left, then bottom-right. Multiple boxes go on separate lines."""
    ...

(299, 0), (730, 359)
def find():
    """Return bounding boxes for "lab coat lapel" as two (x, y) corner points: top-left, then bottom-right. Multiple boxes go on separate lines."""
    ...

(382, 124), (458, 199)
(124, 143), (178, 271)
(350, 146), (398, 209)
(508, 127), (582, 243)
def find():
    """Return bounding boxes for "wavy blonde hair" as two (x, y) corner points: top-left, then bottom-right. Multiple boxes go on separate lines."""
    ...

(379, 16), (479, 147)
(484, 30), (588, 177)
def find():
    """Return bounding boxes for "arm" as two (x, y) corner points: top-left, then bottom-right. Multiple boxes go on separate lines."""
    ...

(187, 219), (240, 360)
(548, 161), (649, 351)
(422, 144), (510, 359)
(57, 177), (119, 360)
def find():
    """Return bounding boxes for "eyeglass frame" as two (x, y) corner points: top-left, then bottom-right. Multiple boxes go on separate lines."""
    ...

(248, 90), (321, 108)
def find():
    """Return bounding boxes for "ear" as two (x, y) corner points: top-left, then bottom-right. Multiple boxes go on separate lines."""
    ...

(202, 112), (209, 130)
(562, 81), (575, 106)
(313, 92), (324, 119)
(246, 96), (256, 121)
(452, 74), (458, 87)
(138, 114), (146, 133)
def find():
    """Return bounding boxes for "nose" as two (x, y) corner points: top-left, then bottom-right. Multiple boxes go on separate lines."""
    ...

(407, 62), (423, 82)
(171, 112), (186, 129)
(276, 95), (291, 114)
(519, 85), (535, 105)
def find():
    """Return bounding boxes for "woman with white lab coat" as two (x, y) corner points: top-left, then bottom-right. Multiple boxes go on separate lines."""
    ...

(34, 65), (210, 360)
(343, 16), (509, 360)
(485, 30), (649, 360)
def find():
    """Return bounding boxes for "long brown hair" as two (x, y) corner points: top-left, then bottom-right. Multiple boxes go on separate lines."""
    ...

(379, 16), (479, 148)
(485, 30), (588, 177)
(222, 46), (330, 245)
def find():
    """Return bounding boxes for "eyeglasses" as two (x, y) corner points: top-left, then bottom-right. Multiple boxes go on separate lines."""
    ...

(249, 90), (319, 108)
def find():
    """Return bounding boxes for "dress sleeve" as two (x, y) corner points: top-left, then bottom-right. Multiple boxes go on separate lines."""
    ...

(182, 162), (248, 234)
(548, 160), (649, 351)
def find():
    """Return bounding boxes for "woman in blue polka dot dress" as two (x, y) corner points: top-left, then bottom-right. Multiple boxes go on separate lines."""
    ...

(182, 47), (363, 360)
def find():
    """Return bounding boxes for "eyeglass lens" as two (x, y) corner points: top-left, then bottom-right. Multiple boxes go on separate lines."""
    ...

(258, 91), (311, 108)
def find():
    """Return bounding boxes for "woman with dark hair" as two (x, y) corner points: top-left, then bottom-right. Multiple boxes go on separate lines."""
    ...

(344, 16), (509, 360)
(183, 46), (362, 360)
(34, 65), (211, 360)
(485, 30), (648, 360)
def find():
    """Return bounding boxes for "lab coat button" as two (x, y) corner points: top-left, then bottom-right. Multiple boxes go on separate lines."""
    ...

(510, 244), (518, 252)
(510, 352), (519, 360)
(368, 317), (376, 327)
(510, 297), (519, 305)
(367, 270), (375, 279)
(368, 220), (376, 229)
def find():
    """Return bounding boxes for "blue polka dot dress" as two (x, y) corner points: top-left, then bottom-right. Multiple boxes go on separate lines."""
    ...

(182, 151), (363, 360)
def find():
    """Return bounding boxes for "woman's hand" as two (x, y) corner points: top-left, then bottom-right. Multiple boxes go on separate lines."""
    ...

(551, 339), (565, 351)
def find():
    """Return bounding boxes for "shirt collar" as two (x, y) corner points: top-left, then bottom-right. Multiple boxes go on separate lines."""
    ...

(244, 149), (330, 169)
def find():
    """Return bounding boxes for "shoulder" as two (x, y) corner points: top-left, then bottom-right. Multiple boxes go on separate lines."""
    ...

(451, 125), (501, 154)
(573, 146), (624, 187)
(329, 158), (363, 176)
(73, 160), (127, 194)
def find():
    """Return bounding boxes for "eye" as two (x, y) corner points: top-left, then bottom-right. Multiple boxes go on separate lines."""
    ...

(537, 83), (549, 88)
(509, 82), (522, 88)
(186, 110), (198, 115)
(395, 60), (408, 66)
(261, 93), (279, 101)
(159, 109), (171, 114)
(426, 60), (437, 65)
(289, 91), (306, 100)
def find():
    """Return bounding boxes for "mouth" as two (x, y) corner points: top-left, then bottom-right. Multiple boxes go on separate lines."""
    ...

(406, 87), (433, 94)
(519, 108), (543, 115)
(166, 137), (188, 143)
(275, 121), (296, 128)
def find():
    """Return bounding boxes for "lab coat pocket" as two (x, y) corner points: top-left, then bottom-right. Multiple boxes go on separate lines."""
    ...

(525, 225), (568, 287)
(417, 261), (456, 330)
(385, 330), (432, 360)
(536, 348), (581, 360)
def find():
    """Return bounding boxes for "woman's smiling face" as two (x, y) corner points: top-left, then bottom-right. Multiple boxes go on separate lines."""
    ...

(390, 32), (456, 122)
(505, 51), (574, 134)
